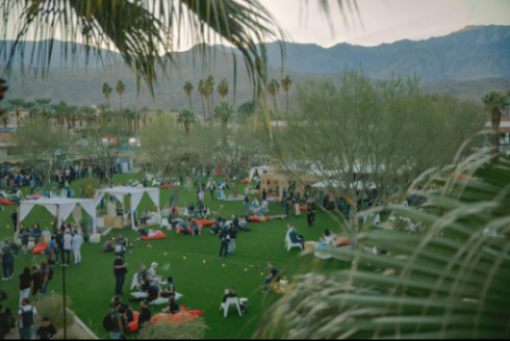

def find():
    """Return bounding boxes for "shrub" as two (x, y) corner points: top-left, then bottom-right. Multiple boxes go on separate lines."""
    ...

(33, 294), (75, 329)
(139, 317), (209, 340)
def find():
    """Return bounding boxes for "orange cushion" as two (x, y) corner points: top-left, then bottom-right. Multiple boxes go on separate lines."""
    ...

(187, 227), (193, 234)
(128, 311), (140, 333)
(0, 199), (16, 205)
(151, 312), (203, 326)
(32, 243), (49, 254)
(240, 178), (249, 184)
(140, 231), (167, 240)
(192, 219), (215, 227)
(177, 229), (184, 236)
(335, 237), (351, 246)
(299, 205), (308, 211)
(249, 216), (270, 223)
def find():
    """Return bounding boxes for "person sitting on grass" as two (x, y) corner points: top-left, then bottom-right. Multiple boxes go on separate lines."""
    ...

(128, 279), (159, 303)
(191, 220), (200, 236)
(103, 238), (115, 253)
(160, 276), (176, 298)
(138, 300), (152, 329)
(137, 229), (148, 241)
(262, 262), (280, 293)
(177, 225), (191, 236)
(137, 264), (148, 290)
(161, 204), (171, 218)
(161, 296), (180, 315)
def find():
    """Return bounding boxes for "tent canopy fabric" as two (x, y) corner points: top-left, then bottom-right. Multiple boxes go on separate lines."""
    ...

(20, 198), (98, 234)
(97, 187), (160, 230)
(311, 180), (343, 188)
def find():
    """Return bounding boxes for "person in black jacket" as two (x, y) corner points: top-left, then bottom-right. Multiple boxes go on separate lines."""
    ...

(137, 301), (151, 329)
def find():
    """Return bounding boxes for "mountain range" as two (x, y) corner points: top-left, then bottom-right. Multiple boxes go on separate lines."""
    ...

(0, 25), (509, 110)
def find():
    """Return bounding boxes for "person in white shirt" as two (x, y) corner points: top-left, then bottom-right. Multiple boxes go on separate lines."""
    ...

(71, 231), (84, 265)
(62, 230), (72, 267)
(17, 298), (38, 340)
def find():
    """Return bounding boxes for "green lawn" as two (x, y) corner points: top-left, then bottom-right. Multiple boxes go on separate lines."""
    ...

(0, 174), (350, 339)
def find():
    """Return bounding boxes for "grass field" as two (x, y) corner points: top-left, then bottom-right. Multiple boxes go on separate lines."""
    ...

(0, 174), (350, 339)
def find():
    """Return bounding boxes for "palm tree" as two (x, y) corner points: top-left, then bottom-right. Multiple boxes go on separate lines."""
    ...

(102, 83), (113, 109)
(267, 79), (280, 113)
(281, 75), (293, 113)
(183, 81), (194, 110)
(198, 79), (207, 125)
(0, 102), (12, 129)
(21, 101), (35, 122)
(482, 91), (510, 160)
(35, 98), (51, 119)
(7, 98), (25, 127)
(116, 80), (126, 111)
(50, 101), (67, 128)
(97, 103), (108, 133)
(217, 79), (229, 100)
(206, 75), (215, 108)
(177, 109), (196, 135)
(213, 101), (234, 130)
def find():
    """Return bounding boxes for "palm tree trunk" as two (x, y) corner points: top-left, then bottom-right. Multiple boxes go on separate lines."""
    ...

(185, 124), (190, 135)
(286, 91), (289, 113)
(15, 109), (20, 127)
(201, 95), (207, 125)
(491, 107), (502, 161)
(273, 96), (277, 113)
(188, 95), (193, 110)
(119, 96), (122, 112)
(206, 100), (212, 124)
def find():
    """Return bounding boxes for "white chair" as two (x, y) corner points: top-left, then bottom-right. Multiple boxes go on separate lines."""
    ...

(219, 297), (242, 318)
(374, 214), (381, 226)
(284, 231), (304, 252)
(160, 217), (170, 229)
(152, 179), (161, 187)
(130, 273), (140, 291)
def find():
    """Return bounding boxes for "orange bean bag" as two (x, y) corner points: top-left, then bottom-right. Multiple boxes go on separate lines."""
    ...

(140, 231), (167, 240)
(187, 227), (194, 235)
(32, 243), (49, 255)
(151, 308), (203, 326)
(240, 178), (249, 184)
(0, 199), (16, 205)
(299, 205), (308, 211)
(177, 229), (184, 236)
(128, 311), (140, 333)
(335, 237), (351, 247)
(249, 216), (270, 223)
(192, 219), (215, 227)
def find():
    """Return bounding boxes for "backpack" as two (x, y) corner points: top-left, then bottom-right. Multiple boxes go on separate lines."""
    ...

(48, 268), (54, 281)
(102, 311), (116, 331)
(20, 307), (34, 328)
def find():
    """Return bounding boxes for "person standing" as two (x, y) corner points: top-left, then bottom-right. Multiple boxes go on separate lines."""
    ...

(18, 267), (33, 307)
(108, 300), (125, 340)
(39, 261), (51, 296)
(219, 229), (230, 258)
(71, 231), (84, 265)
(243, 194), (249, 214)
(17, 298), (38, 340)
(62, 230), (72, 267)
(114, 254), (128, 296)
(55, 231), (63, 265)
(186, 176), (191, 193)
(1, 241), (14, 281)
(18, 225), (29, 258)
(35, 316), (57, 340)
(209, 182), (216, 201)
(307, 206), (314, 228)
(30, 266), (41, 298)
(262, 188), (267, 201)
(11, 209), (18, 233)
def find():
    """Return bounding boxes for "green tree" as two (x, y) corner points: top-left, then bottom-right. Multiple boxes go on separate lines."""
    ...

(102, 83), (113, 109)
(206, 75), (215, 108)
(213, 101), (234, 130)
(7, 97), (25, 127)
(116, 80), (126, 112)
(177, 109), (196, 135)
(237, 101), (254, 117)
(281, 75), (293, 113)
(482, 90), (509, 161)
(183, 81), (194, 110)
(21, 101), (36, 122)
(267, 79), (280, 113)
(217, 78), (229, 100)
(96, 103), (108, 133)
(35, 98), (52, 119)
(50, 101), (68, 128)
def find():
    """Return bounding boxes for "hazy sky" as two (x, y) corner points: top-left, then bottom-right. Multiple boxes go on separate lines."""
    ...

(260, 0), (510, 47)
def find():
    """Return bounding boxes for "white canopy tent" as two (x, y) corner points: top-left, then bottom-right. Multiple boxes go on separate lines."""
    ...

(311, 180), (343, 188)
(96, 187), (160, 230)
(249, 165), (270, 181)
(350, 181), (377, 190)
(19, 198), (99, 235)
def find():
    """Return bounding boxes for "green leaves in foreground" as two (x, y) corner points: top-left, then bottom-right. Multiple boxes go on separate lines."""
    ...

(255, 154), (510, 339)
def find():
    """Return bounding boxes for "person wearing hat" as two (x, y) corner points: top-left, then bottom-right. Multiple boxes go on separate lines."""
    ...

(148, 263), (158, 278)
(35, 316), (56, 340)
(113, 254), (128, 296)
(222, 286), (238, 303)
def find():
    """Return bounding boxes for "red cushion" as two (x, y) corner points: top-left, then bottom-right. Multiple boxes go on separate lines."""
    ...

(140, 231), (167, 240)
(240, 178), (249, 184)
(160, 184), (170, 189)
(151, 312), (202, 326)
(299, 205), (308, 211)
(0, 199), (16, 205)
(187, 227), (193, 235)
(32, 243), (49, 255)
(249, 216), (270, 223)
(335, 237), (351, 246)
(128, 311), (140, 333)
